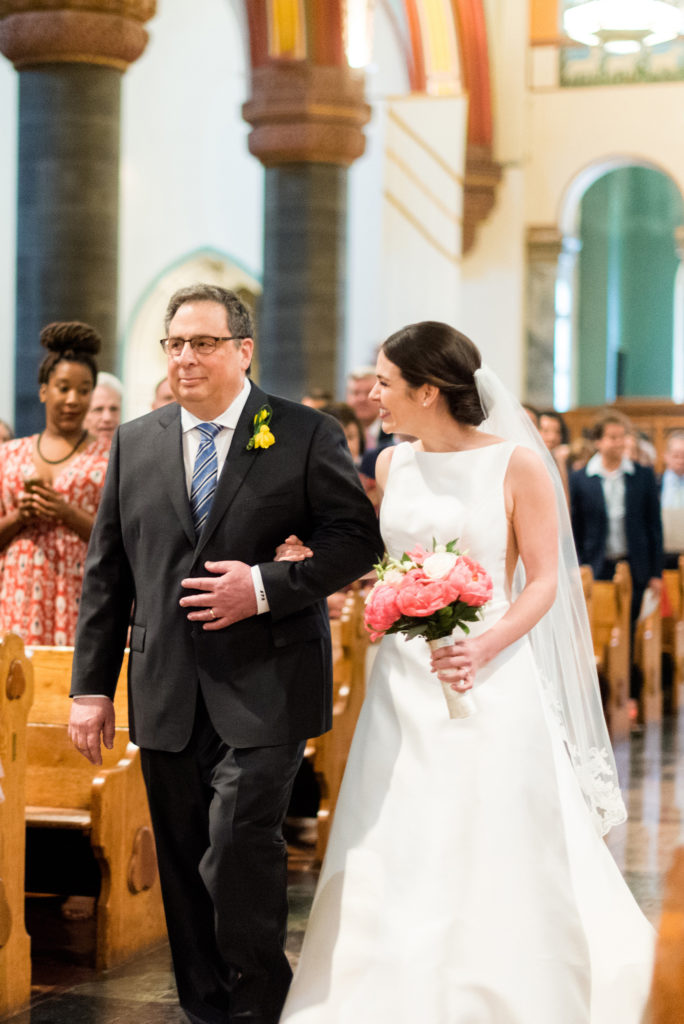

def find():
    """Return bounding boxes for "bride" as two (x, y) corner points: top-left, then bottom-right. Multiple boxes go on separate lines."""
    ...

(279, 321), (654, 1023)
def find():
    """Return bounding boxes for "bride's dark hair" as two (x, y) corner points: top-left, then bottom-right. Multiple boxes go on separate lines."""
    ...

(381, 321), (485, 426)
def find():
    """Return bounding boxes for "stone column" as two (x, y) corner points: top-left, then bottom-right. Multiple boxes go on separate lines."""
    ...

(243, 64), (370, 400)
(524, 226), (563, 409)
(0, 0), (155, 434)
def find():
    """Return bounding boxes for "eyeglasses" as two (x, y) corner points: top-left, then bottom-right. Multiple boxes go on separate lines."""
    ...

(159, 335), (246, 357)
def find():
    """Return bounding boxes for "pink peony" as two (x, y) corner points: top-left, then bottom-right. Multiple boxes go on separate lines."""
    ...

(447, 555), (493, 607)
(365, 584), (402, 639)
(396, 578), (455, 618)
(404, 544), (430, 565)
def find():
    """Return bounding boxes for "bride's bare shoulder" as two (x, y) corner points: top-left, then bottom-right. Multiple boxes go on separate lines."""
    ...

(507, 445), (555, 497)
(374, 445), (396, 491)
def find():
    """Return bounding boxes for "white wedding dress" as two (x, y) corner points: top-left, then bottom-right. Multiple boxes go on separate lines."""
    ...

(281, 441), (654, 1024)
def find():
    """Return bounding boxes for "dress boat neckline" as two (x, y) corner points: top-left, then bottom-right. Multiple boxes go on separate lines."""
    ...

(410, 439), (510, 456)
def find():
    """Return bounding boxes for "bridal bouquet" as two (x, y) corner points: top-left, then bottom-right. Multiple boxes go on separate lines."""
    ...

(364, 540), (493, 719)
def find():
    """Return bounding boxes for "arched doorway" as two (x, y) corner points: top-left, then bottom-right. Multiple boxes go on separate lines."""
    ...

(121, 249), (261, 421)
(557, 158), (684, 408)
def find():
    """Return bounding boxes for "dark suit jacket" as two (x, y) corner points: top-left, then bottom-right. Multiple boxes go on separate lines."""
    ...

(569, 461), (662, 586)
(70, 383), (382, 751)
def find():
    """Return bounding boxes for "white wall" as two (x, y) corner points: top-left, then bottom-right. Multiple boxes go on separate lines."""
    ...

(460, 0), (528, 399)
(345, 0), (412, 373)
(118, 0), (263, 383)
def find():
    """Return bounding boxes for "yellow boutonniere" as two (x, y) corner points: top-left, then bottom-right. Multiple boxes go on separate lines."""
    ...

(246, 405), (275, 450)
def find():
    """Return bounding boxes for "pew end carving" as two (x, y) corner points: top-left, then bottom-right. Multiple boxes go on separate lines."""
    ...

(582, 562), (632, 740)
(309, 590), (368, 863)
(661, 557), (684, 714)
(24, 646), (167, 971)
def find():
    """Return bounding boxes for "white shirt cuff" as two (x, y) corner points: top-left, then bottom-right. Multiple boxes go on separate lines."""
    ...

(251, 565), (270, 614)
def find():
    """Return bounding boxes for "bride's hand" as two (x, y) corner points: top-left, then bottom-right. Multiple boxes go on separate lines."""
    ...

(430, 638), (486, 692)
(274, 534), (313, 562)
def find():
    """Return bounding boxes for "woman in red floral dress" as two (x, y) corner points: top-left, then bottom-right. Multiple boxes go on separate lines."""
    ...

(0, 322), (110, 645)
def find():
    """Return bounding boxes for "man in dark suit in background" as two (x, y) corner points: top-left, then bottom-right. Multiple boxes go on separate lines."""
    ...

(569, 409), (662, 706)
(68, 284), (381, 1024)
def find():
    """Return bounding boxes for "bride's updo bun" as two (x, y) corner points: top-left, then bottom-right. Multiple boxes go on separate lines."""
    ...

(38, 321), (102, 386)
(381, 321), (485, 426)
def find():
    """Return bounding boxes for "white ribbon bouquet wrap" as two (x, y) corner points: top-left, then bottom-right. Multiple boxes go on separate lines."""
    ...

(364, 540), (493, 719)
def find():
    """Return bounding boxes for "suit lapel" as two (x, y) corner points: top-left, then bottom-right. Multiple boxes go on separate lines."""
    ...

(156, 404), (196, 545)
(194, 382), (270, 560)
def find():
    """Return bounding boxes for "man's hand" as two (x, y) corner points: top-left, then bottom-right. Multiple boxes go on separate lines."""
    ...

(180, 560), (257, 630)
(68, 696), (115, 766)
(275, 534), (313, 562)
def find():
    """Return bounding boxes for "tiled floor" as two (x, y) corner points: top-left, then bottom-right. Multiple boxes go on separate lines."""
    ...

(3, 715), (683, 1023)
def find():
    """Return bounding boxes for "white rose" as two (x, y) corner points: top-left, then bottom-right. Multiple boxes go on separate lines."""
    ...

(422, 552), (458, 579)
(383, 569), (405, 585)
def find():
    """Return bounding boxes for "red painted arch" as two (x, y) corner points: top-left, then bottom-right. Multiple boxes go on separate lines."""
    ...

(243, 0), (494, 148)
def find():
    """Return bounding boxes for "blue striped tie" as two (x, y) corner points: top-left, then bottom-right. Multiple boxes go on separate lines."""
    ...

(190, 422), (223, 535)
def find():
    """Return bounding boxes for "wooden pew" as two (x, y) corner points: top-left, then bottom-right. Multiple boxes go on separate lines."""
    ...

(0, 633), (34, 1019)
(583, 562), (632, 740)
(25, 646), (167, 970)
(311, 590), (368, 862)
(634, 588), (663, 724)
(650, 846), (684, 1024)
(661, 558), (684, 714)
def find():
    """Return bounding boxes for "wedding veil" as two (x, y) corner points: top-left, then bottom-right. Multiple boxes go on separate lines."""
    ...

(475, 365), (627, 836)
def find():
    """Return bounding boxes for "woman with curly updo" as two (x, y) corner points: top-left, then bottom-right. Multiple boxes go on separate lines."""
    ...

(0, 321), (110, 645)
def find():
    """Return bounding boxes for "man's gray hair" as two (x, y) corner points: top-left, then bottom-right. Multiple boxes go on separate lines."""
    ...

(164, 284), (254, 343)
(666, 429), (684, 449)
(347, 365), (377, 381)
(95, 371), (123, 397)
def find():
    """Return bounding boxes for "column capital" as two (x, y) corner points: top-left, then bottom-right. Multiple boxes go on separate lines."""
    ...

(242, 63), (371, 168)
(0, 0), (156, 71)
(526, 225), (564, 262)
(462, 142), (502, 255)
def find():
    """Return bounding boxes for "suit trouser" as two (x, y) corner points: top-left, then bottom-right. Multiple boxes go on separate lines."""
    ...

(140, 691), (305, 1024)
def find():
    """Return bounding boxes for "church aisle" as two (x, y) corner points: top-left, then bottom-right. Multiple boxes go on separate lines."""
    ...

(2, 717), (681, 1023)
(606, 714), (684, 926)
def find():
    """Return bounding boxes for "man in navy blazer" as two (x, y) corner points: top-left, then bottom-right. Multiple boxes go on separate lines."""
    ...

(569, 411), (662, 698)
(68, 285), (382, 1024)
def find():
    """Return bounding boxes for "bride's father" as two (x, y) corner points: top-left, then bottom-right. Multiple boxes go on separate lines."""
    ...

(68, 284), (382, 1024)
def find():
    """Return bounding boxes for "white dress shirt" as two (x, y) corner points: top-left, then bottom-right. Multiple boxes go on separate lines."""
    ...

(180, 379), (268, 613)
(661, 468), (684, 553)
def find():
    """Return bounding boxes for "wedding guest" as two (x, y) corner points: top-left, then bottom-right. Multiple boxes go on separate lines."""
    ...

(0, 419), (13, 443)
(84, 371), (123, 442)
(660, 430), (684, 570)
(539, 408), (571, 500)
(346, 365), (393, 452)
(0, 321), (109, 645)
(319, 402), (365, 466)
(151, 375), (175, 409)
(538, 408), (569, 450)
(569, 409), (662, 709)
(301, 387), (332, 410)
(568, 434), (594, 472)
(626, 428), (657, 468)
